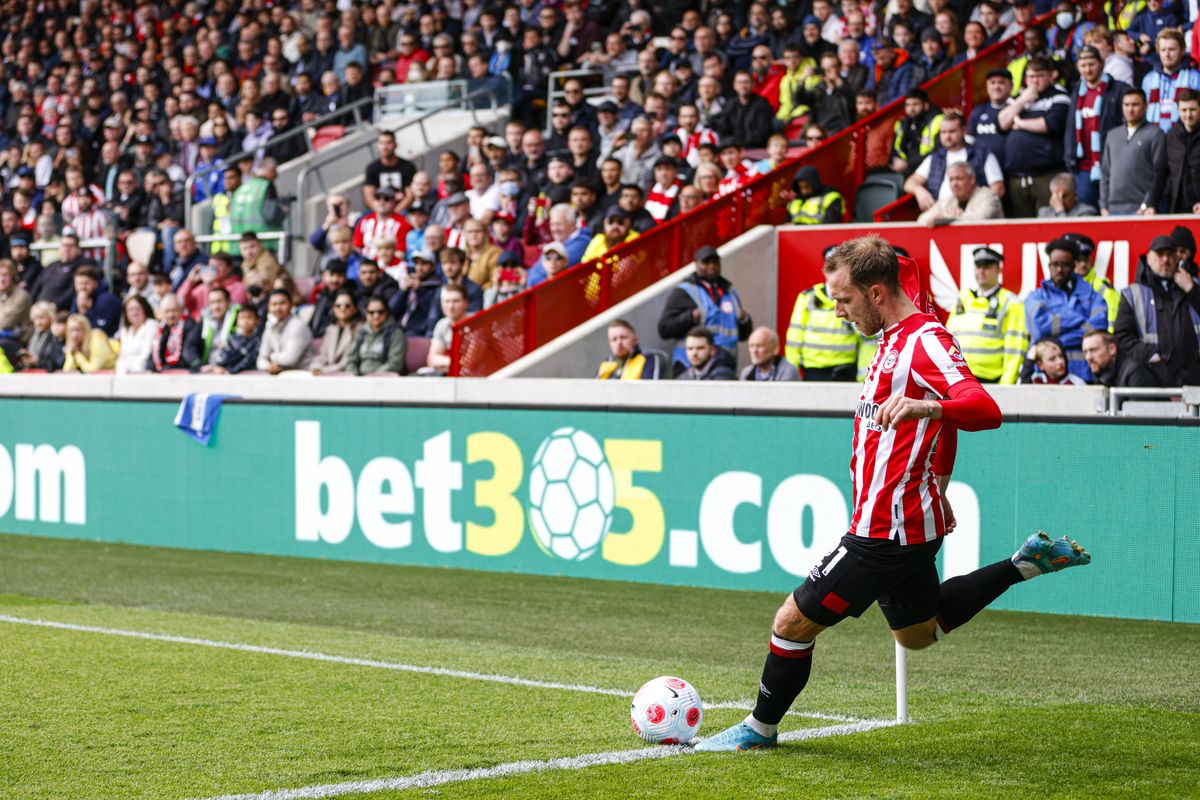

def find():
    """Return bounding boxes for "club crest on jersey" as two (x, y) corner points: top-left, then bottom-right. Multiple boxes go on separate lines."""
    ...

(880, 350), (899, 373)
(720, 300), (734, 314)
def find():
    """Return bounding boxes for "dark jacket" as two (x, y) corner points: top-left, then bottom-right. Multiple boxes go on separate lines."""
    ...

(1093, 351), (1159, 387)
(1114, 257), (1200, 387)
(390, 275), (443, 337)
(150, 318), (205, 372)
(74, 290), (123, 337)
(35, 257), (92, 311)
(357, 273), (401, 315)
(794, 79), (855, 134)
(715, 93), (775, 148)
(25, 328), (64, 372)
(679, 354), (737, 381)
(1063, 77), (1129, 173)
(215, 329), (261, 374)
(1164, 121), (1200, 213)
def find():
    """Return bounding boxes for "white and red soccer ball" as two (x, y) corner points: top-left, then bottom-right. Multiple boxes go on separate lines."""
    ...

(630, 676), (703, 744)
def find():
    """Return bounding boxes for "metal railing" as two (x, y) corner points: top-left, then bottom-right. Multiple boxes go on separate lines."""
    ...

(1101, 387), (1200, 417)
(544, 67), (637, 134)
(30, 223), (118, 287)
(194, 231), (290, 265)
(183, 94), (376, 227)
(295, 84), (508, 219)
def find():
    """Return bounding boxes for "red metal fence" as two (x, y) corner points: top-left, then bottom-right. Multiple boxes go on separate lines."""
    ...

(449, 21), (1038, 376)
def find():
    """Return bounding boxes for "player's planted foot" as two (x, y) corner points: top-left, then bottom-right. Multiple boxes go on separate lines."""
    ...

(694, 721), (778, 752)
(1012, 531), (1092, 579)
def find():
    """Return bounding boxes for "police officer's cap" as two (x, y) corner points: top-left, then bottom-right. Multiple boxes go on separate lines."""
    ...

(1062, 232), (1095, 257)
(972, 246), (1003, 265)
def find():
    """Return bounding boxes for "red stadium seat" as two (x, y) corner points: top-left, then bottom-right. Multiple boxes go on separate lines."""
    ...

(405, 337), (430, 375)
(311, 125), (345, 151)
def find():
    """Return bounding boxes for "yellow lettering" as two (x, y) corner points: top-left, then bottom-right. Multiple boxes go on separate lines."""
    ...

(465, 432), (523, 556)
(601, 439), (664, 566)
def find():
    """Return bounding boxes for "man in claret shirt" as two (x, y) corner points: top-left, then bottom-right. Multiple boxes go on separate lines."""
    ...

(698, 235), (1093, 753)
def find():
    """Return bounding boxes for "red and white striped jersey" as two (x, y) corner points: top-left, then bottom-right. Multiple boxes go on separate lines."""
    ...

(353, 213), (412, 259)
(644, 180), (680, 221)
(61, 185), (107, 223)
(678, 127), (719, 168)
(445, 224), (465, 249)
(850, 313), (975, 545)
(718, 160), (755, 196)
(70, 208), (109, 262)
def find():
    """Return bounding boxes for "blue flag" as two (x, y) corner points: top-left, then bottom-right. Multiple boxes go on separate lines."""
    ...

(173, 393), (239, 446)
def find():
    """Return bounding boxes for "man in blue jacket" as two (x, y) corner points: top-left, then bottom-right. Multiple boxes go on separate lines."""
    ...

(1024, 237), (1110, 381)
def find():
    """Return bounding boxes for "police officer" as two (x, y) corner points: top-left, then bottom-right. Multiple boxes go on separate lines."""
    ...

(946, 246), (1029, 384)
(785, 245), (859, 381)
(1063, 232), (1119, 330)
(788, 166), (844, 225)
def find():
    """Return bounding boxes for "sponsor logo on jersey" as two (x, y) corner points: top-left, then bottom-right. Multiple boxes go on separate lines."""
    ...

(948, 344), (967, 364)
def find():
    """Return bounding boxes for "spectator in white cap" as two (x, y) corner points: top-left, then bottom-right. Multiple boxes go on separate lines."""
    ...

(527, 241), (569, 288)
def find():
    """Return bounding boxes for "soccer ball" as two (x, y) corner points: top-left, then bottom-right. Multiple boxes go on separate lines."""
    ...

(528, 427), (615, 561)
(630, 676), (704, 744)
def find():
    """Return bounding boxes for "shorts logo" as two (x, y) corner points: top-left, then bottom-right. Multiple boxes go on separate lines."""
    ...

(881, 350), (899, 373)
(820, 592), (850, 615)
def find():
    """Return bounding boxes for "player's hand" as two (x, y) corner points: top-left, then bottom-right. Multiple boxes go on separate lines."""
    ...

(941, 493), (956, 534)
(873, 395), (935, 429)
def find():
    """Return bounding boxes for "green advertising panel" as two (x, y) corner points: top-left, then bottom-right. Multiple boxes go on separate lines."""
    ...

(0, 398), (1196, 622)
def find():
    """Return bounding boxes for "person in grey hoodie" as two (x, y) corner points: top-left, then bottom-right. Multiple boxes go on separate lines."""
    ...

(1099, 88), (1166, 215)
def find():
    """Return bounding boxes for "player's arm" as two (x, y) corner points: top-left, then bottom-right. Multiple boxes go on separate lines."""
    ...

(875, 378), (1002, 431)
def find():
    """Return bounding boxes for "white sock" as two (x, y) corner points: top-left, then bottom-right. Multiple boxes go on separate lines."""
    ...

(1011, 553), (1041, 581)
(744, 713), (777, 738)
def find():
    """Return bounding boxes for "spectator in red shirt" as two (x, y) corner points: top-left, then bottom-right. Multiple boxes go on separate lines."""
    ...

(749, 45), (786, 112)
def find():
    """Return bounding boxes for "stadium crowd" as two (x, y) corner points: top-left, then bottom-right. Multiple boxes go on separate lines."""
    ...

(0, 0), (1194, 386)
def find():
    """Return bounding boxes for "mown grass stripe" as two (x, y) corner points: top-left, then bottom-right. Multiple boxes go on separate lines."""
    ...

(193, 720), (899, 800)
(0, 614), (863, 723)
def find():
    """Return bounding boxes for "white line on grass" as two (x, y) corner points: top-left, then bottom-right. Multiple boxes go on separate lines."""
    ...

(193, 719), (899, 800)
(0, 614), (860, 722)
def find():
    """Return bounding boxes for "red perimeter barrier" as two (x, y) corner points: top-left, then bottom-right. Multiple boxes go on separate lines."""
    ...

(449, 17), (1045, 376)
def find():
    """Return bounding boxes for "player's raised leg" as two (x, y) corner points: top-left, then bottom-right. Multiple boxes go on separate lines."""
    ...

(934, 531), (1091, 635)
(695, 595), (824, 752)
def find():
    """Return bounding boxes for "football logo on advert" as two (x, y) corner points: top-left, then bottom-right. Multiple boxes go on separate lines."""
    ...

(881, 350), (899, 373)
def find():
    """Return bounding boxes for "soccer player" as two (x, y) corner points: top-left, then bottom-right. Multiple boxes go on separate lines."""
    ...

(697, 236), (1092, 752)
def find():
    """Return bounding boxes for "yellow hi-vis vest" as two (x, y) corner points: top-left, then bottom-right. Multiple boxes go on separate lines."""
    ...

(1105, 0), (1146, 31)
(210, 193), (233, 253)
(597, 351), (651, 380)
(857, 332), (879, 381)
(1084, 267), (1120, 332)
(946, 286), (1028, 384)
(892, 114), (943, 161)
(785, 283), (859, 370)
(787, 190), (844, 225)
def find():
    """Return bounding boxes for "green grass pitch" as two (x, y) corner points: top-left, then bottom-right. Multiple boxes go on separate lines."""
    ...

(1, 533), (1198, 799)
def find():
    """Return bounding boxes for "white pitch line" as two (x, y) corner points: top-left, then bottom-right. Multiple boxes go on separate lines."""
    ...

(194, 719), (899, 800)
(0, 614), (861, 723)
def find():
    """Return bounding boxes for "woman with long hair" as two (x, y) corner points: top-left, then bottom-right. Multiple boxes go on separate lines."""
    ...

(62, 313), (116, 373)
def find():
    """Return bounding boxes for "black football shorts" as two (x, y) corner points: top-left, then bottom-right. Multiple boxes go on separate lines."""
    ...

(793, 533), (944, 630)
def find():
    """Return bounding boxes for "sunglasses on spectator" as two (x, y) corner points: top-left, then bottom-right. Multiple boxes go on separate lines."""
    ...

(366, 307), (387, 316)
(806, 134), (825, 142)
(544, 251), (565, 260)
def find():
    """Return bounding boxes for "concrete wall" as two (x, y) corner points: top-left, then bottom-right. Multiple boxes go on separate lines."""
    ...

(0, 370), (1114, 418)
(494, 225), (778, 379)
